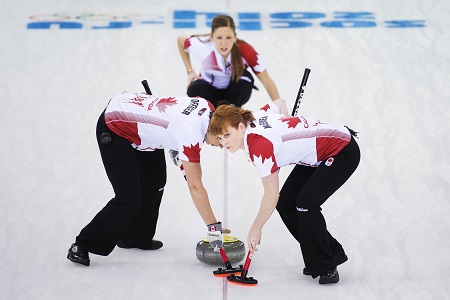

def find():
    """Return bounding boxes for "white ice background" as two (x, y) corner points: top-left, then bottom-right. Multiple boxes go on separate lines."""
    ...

(1, 0), (450, 299)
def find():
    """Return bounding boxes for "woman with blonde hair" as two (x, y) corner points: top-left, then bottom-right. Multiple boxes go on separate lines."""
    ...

(177, 14), (280, 107)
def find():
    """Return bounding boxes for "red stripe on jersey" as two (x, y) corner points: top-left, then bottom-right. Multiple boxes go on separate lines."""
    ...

(106, 120), (141, 146)
(281, 130), (316, 142)
(105, 111), (171, 147)
(316, 131), (350, 161)
(106, 111), (169, 129)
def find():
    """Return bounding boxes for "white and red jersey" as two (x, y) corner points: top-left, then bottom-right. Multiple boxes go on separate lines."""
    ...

(244, 104), (351, 177)
(104, 92), (214, 163)
(184, 36), (267, 89)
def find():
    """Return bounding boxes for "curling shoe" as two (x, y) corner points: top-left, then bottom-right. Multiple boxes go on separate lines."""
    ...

(319, 268), (339, 284)
(67, 243), (90, 266)
(117, 239), (163, 250)
(303, 254), (348, 276)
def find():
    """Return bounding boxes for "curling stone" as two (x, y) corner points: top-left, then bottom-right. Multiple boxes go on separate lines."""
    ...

(196, 235), (245, 265)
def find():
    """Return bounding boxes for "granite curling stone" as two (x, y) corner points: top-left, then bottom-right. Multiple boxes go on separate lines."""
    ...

(196, 235), (246, 265)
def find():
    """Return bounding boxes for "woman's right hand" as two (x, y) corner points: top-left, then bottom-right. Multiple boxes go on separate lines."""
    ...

(247, 226), (262, 253)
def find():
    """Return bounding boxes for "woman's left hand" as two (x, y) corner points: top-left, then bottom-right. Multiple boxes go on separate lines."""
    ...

(186, 70), (199, 90)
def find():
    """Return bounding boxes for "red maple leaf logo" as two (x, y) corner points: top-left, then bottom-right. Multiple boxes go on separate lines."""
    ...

(156, 97), (177, 113)
(260, 104), (270, 112)
(184, 37), (191, 49)
(183, 143), (201, 163)
(280, 116), (301, 128)
(247, 134), (278, 174)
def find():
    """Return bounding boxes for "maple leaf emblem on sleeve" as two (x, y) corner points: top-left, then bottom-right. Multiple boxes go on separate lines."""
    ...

(184, 37), (191, 49)
(183, 143), (201, 163)
(280, 116), (301, 128)
(260, 104), (270, 112)
(156, 97), (178, 113)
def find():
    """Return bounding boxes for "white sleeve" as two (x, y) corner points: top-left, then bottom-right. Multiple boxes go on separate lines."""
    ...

(176, 119), (204, 163)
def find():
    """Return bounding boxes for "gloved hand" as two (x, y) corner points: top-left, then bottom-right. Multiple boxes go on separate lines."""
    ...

(168, 149), (181, 166)
(207, 222), (223, 252)
(169, 149), (186, 180)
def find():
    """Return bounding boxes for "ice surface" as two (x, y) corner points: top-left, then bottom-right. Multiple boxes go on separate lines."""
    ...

(1, 0), (449, 299)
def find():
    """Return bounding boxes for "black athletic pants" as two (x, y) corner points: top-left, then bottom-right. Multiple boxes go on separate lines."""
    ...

(276, 137), (360, 277)
(75, 112), (167, 256)
(187, 70), (254, 107)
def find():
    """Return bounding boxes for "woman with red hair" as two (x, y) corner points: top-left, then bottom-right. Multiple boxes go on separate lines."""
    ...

(208, 99), (360, 284)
